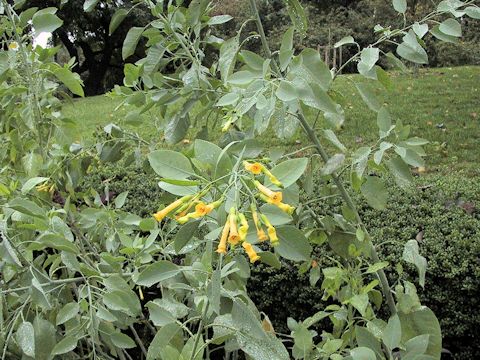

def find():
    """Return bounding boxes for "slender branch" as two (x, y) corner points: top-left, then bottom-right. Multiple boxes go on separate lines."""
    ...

(1, 277), (85, 295)
(189, 254), (223, 360)
(129, 325), (148, 357)
(247, 0), (397, 316)
(296, 111), (397, 315)
(248, 0), (271, 58)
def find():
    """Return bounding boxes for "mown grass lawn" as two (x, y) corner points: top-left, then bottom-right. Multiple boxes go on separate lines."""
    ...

(64, 66), (480, 176)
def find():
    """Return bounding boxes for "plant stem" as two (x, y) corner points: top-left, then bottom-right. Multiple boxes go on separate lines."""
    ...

(248, 0), (271, 58)
(296, 111), (397, 315)
(189, 254), (223, 360)
(247, 0), (396, 316)
(129, 324), (148, 357)
(1, 277), (85, 295)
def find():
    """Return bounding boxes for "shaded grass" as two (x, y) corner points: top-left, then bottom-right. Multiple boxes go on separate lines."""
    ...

(63, 66), (480, 176)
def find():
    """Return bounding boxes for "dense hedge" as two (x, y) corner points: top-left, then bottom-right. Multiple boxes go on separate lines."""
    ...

(79, 162), (480, 359)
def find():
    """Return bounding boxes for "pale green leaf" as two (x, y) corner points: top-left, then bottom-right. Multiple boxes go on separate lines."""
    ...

(122, 27), (144, 60)
(276, 80), (297, 102)
(382, 314), (402, 350)
(334, 35), (355, 48)
(321, 154), (345, 175)
(361, 176), (388, 210)
(136, 261), (180, 287)
(355, 83), (381, 112)
(52, 66), (84, 97)
(207, 15), (233, 25)
(32, 8), (63, 33)
(397, 30), (428, 64)
(322, 129), (346, 152)
(16, 322), (35, 358)
(56, 302), (79, 325)
(111, 332), (136, 349)
(83, 0), (99, 12)
(430, 25), (458, 43)
(174, 220), (201, 253)
(393, 0), (407, 14)
(413, 22), (429, 38)
(387, 157), (413, 188)
(109, 8), (129, 35)
(439, 18), (462, 37)
(279, 27), (294, 71)
(350, 347), (377, 360)
(148, 150), (194, 180)
(266, 158), (308, 188)
(276, 226), (312, 262)
(51, 336), (78, 355)
(21, 177), (49, 194)
(465, 6), (480, 19)
(403, 240), (427, 288)
(399, 307), (441, 357)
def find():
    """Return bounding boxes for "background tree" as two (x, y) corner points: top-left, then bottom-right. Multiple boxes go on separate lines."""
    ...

(25, 0), (151, 95)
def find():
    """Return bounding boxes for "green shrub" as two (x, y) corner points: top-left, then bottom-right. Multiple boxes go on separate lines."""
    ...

(250, 174), (480, 359)
(77, 160), (166, 217)
(79, 163), (480, 359)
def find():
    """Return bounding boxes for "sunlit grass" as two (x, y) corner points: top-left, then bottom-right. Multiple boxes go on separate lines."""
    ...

(63, 66), (480, 176)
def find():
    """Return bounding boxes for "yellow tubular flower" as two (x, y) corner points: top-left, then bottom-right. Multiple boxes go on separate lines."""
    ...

(216, 220), (230, 254)
(243, 161), (263, 175)
(251, 204), (268, 241)
(222, 120), (233, 132)
(261, 214), (279, 246)
(267, 226), (279, 246)
(177, 197), (223, 223)
(259, 194), (295, 215)
(254, 180), (282, 204)
(153, 195), (192, 222)
(228, 208), (240, 245)
(261, 167), (283, 188)
(238, 213), (249, 241)
(277, 202), (295, 215)
(251, 204), (261, 230)
(242, 242), (260, 263)
(257, 228), (269, 242)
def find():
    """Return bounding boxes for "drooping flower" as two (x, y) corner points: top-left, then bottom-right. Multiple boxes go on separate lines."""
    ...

(251, 204), (269, 241)
(254, 181), (282, 204)
(243, 161), (263, 175)
(36, 182), (50, 193)
(277, 202), (295, 215)
(216, 219), (230, 254)
(238, 213), (249, 241)
(259, 194), (295, 215)
(153, 195), (192, 222)
(257, 228), (269, 242)
(222, 119), (233, 132)
(242, 241), (260, 263)
(261, 214), (279, 246)
(228, 208), (240, 245)
(176, 198), (224, 224)
(261, 167), (283, 188)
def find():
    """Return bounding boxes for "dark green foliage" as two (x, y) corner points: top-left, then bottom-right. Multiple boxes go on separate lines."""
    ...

(77, 161), (165, 217)
(225, 0), (480, 70)
(251, 174), (480, 359)
(79, 163), (480, 359)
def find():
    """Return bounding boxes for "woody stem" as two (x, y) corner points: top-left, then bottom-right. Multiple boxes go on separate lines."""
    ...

(248, 0), (397, 316)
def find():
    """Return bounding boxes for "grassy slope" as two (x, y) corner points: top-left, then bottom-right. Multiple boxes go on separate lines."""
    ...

(63, 66), (480, 175)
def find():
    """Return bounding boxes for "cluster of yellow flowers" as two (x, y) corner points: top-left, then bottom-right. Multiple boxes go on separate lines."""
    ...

(36, 182), (55, 194)
(152, 194), (223, 223)
(152, 161), (296, 264)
